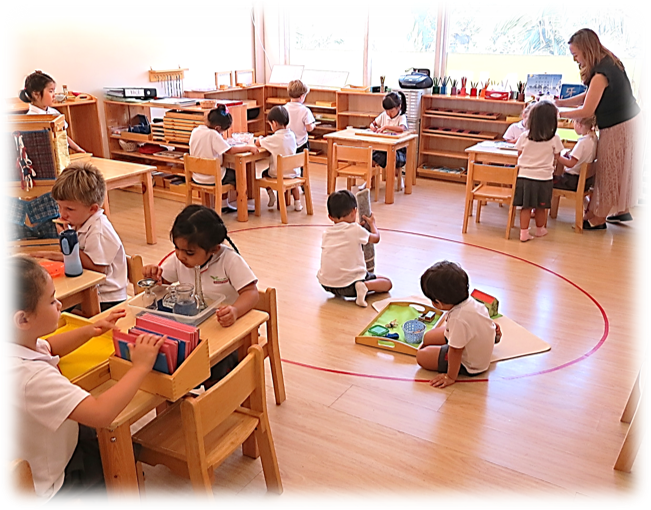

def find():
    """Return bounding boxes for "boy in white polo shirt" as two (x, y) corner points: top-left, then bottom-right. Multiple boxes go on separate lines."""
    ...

(254, 105), (303, 211)
(32, 163), (128, 311)
(317, 190), (392, 307)
(416, 261), (499, 387)
(285, 80), (316, 155)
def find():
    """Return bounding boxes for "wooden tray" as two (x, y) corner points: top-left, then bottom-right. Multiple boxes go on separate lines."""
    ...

(425, 108), (501, 121)
(355, 301), (442, 356)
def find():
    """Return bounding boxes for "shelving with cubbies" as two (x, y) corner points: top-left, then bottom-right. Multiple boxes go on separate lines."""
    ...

(264, 84), (338, 164)
(418, 95), (524, 183)
(336, 90), (384, 131)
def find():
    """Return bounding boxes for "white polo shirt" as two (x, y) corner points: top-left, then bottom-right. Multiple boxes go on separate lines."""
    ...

(445, 297), (496, 374)
(76, 209), (127, 302)
(565, 133), (597, 175)
(189, 125), (231, 184)
(285, 101), (315, 147)
(515, 133), (564, 180)
(161, 245), (258, 305)
(503, 120), (526, 142)
(259, 128), (299, 178)
(373, 111), (408, 130)
(28, 104), (68, 129)
(10, 340), (90, 499)
(317, 222), (370, 288)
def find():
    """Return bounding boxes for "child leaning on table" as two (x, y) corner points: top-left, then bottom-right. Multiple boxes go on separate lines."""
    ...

(142, 205), (259, 382)
(31, 162), (128, 311)
(369, 91), (409, 169)
(317, 190), (392, 307)
(10, 256), (165, 500)
(416, 261), (499, 388)
(255, 105), (303, 211)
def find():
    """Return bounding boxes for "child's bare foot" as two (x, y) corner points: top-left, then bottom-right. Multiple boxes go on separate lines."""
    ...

(354, 281), (368, 307)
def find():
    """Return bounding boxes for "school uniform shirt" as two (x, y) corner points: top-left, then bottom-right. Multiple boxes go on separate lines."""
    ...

(515, 133), (564, 180)
(285, 101), (316, 147)
(565, 133), (597, 175)
(76, 209), (128, 303)
(317, 222), (370, 288)
(27, 104), (69, 129)
(160, 245), (258, 305)
(503, 120), (526, 142)
(189, 125), (231, 184)
(259, 128), (299, 178)
(10, 339), (90, 499)
(373, 111), (408, 131)
(445, 297), (496, 374)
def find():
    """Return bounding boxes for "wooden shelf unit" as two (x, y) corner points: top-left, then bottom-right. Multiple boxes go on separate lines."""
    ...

(418, 95), (524, 183)
(336, 91), (384, 130)
(7, 95), (105, 157)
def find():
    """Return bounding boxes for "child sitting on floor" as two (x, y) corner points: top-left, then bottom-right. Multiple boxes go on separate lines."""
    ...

(10, 256), (164, 499)
(416, 261), (498, 388)
(554, 116), (598, 191)
(31, 163), (128, 311)
(317, 190), (392, 307)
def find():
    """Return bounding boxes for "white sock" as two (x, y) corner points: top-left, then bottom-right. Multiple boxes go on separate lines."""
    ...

(520, 229), (534, 242)
(294, 197), (303, 211)
(535, 226), (548, 237)
(267, 189), (276, 208)
(354, 281), (368, 307)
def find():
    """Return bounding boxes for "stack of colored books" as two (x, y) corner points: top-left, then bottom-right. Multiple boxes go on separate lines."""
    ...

(112, 313), (200, 375)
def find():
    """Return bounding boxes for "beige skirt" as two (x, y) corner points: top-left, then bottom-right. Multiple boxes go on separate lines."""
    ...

(590, 114), (643, 218)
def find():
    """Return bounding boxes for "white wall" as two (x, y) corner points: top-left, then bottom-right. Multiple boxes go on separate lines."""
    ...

(4, 1), (255, 154)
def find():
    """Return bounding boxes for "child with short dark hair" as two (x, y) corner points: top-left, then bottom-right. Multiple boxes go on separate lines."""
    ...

(317, 190), (392, 307)
(417, 261), (498, 388)
(11, 256), (164, 499)
(255, 105), (303, 211)
(369, 91), (409, 169)
(514, 100), (564, 242)
(31, 163), (128, 310)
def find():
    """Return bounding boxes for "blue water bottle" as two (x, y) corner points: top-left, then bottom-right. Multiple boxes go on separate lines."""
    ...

(59, 229), (83, 277)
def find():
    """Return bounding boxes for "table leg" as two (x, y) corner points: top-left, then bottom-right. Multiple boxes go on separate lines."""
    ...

(405, 140), (416, 195)
(103, 195), (112, 220)
(236, 157), (249, 222)
(80, 286), (101, 318)
(385, 147), (396, 204)
(97, 424), (140, 495)
(326, 139), (335, 194)
(142, 172), (157, 245)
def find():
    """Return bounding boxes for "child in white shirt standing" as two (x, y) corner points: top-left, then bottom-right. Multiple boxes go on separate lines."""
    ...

(514, 100), (564, 242)
(255, 105), (303, 211)
(317, 190), (392, 307)
(554, 116), (598, 191)
(369, 91), (409, 169)
(285, 80), (316, 155)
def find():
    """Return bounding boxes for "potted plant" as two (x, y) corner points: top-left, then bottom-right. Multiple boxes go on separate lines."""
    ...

(470, 81), (479, 97)
(450, 78), (459, 96)
(440, 77), (449, 95)
(432, 77), (441, 95)
(460, 77), (468, 96)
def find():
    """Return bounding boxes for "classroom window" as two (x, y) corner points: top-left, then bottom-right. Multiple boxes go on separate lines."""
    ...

(368, 2), (441, 89)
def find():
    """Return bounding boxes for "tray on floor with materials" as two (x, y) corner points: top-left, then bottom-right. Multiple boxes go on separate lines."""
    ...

(355, 301), (442, 356)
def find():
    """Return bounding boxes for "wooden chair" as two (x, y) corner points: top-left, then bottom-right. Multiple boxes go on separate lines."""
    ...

(333, 144), (381, 201)
(462, 162), (519, 239)
(126, 254), (145, 296)
(254, 150), (313, 224)
(255, 287), (286, 405)
(183, 154), (235, 210)
(550, 161), (595, 234)
(1, 459), (86, 508)
(614, 370), (644, 472)
(132, 345), (283, 495)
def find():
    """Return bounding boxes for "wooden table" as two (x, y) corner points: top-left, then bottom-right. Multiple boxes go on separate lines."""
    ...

(323, 129), (419, 204)
(223, 149), (270, 222)
(90, 157), (157, 244)
(465, 140), (518, 167)
(53, 270), (106, 317)
(82, 302), (270, 495)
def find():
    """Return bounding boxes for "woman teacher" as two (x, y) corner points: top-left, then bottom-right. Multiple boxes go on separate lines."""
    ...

(555, 28), (641, 230)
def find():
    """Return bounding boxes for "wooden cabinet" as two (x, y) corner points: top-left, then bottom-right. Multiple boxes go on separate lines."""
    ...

(8, 95), (105, 158)
(418, 95), (524, 183)
(264, 85), (338, 164)
(336, 90), (384, 131)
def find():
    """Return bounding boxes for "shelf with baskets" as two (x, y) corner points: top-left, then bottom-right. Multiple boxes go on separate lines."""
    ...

(417, 95), (525, 183)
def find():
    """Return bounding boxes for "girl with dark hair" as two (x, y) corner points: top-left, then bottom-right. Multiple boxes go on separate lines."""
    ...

(369, 91), (409, 170)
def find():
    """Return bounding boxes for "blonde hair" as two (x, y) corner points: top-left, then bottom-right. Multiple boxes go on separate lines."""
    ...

(52, 162), (106, 206)
(288, 80), (309, 98)
(576, 116), (597, 130)
(568, 28), (624, 85)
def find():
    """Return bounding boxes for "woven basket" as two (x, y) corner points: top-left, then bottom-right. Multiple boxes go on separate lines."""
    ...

(118, 139), (138, 152)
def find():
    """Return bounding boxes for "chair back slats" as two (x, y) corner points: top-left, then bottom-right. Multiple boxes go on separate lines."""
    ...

(470, 163), (518, 185)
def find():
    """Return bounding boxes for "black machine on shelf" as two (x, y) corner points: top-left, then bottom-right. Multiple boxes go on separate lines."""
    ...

(399, 68), (433, 89)
(104, 87), (158, 100)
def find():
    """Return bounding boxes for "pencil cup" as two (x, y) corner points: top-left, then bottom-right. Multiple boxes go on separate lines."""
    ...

(402, 320), (426, 344)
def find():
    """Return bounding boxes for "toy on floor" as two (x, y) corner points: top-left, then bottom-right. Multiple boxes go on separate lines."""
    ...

(471, 289), (499, 318)
(356, 188), (375, 273)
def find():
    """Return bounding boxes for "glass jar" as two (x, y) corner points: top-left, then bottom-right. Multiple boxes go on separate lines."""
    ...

(172, 283), (200, 316)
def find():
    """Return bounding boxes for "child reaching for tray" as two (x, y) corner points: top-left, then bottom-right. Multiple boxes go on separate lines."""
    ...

(11, 256), (164, 499)
(416, 261), (499, 388)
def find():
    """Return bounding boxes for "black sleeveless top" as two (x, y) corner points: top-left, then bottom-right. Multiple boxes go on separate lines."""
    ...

(590, 56), (640, 129)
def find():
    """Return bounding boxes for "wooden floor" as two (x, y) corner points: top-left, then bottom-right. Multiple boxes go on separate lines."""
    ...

(107, 163), (643, 499)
